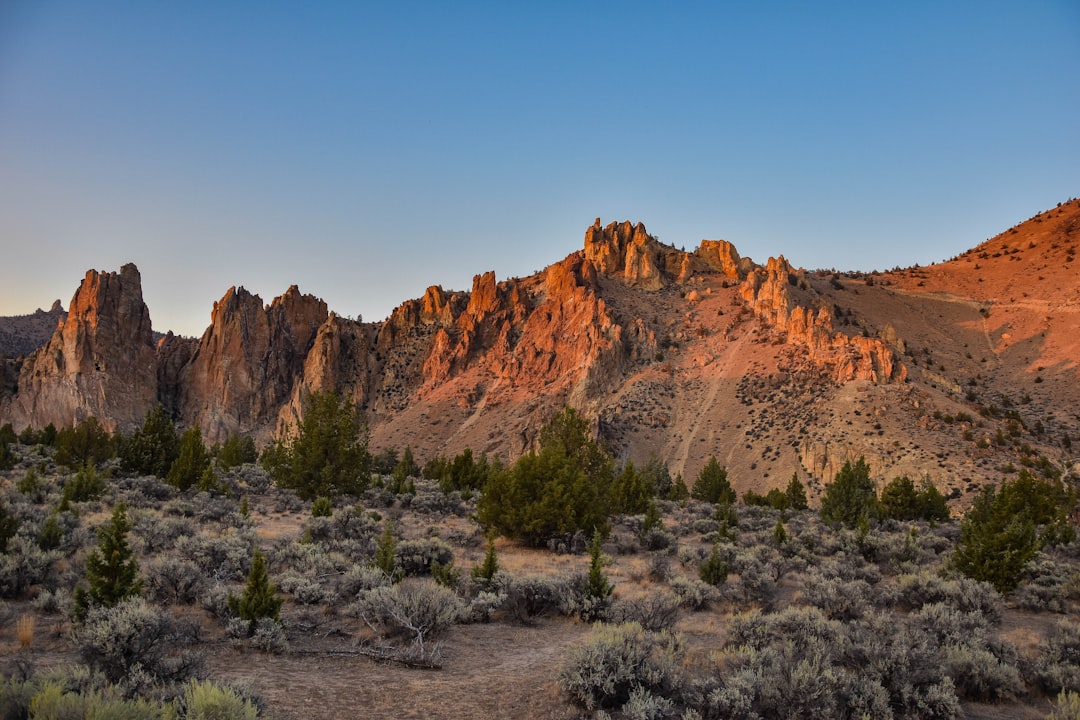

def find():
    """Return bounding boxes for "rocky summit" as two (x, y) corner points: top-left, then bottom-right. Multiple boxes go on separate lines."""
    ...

(2, 201), (1078, 504)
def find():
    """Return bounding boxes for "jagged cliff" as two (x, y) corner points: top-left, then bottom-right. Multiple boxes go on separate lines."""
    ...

(4, 204), (1078, 500)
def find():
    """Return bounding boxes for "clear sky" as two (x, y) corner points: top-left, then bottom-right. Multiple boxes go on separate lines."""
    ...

(1, 2), (1077, 337)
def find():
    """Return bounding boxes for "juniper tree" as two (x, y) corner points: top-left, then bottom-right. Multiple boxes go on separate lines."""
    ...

(119, 405), (179, 477)
(75, 503), (142, 619)
(820, 457), (879, 528)
(228, 548), (282, 636)
(167, 425), (209, 491)
(692, 457), (735, 505)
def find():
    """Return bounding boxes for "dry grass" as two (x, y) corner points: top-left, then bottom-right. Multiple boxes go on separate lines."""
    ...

(16, 613), (35, 649)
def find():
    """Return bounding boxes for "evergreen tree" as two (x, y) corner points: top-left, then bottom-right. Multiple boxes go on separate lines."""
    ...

(667, 473), (690, 502)
(75, 504), (141, 619)
(167, 425), (209, 491)
(54, 417), (114, 470)
(38, 512), (63, 551)
(785, 473), (808, 510)
(228, 549), (282, 635)
(692, 457), (736, 505)
(0, 435), (15, 471)
(0, 501), (18, 553)
(476, 407), (614, 546)
(819, 457), (879, 528)
(119, 405), (179, 477)
(880, 475), (920, 520)
(640, 501), (663, 537)
(471, 536), (499, 587)
(262, 390), (371, 499)
(772, 518), (788, 546)
(953, 470), (1074, 592)
(611, 460), (652, 515)
(375, 519), (398, 579)
(217, 434), (258, 469)
(584, 530), (613, 601)
(699, 543), (728, 587)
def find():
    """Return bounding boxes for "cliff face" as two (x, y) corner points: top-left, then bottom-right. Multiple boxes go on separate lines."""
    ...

(739, 256), (906, 383)
(176, 285), (329, 443)
(6, 264), (157, 431)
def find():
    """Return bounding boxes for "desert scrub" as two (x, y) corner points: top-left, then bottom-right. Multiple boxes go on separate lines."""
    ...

(180, 679), (263, 719)
(610, 591), (681, 632)
(356, 579), (463, 661)
(393, 537), (455, 577)
(1033, 618), (1080, 694)
(558, 621), (684, 712)
(144, 556), (206, 605)
(72, 597), (202, 689)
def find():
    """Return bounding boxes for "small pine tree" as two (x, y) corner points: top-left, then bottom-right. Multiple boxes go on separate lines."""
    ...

(668, 473), (690, 502)
(228, 549), (282, 636)
(0, 501), (18, 553)
(820, 457), (879, 528)
(375, 519), (398, 579)
(699, 544), (728, 587)
(640, 501), (663, 537)
(239, 496), (251, 518)
(38, 512), (63, 551)
(584, 530), (613, 601)
(167, 425), (209, 491)
(785, 473), (808, 510)
(773, 518), (788, 546)
(471, 536), (499, 586)
(75, 503), (141, 619)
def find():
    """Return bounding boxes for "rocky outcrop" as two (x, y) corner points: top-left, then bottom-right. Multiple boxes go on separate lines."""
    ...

(584, 219), (688, 289)
(177, 284), (328, 443)
(740, 256), (906, 383)
(0, 300), (67, 358)
(695, 239), (752, 279)
(7, 264), (157, 431)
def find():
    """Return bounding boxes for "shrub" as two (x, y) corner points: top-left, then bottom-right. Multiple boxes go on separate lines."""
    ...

(880, 475), (951, 521)
(611, 592), (681, 632)
(558, 622), (684, 712)
(61, 462), (105, 504)
(28, 683), (172, 719)
(503, 574), (567, 623)
(668, 575), (716, 611)
(261, 390), (371, 499)
(1033, 619), (1080, 694)
(0, 536), (60, 598)
(699, 544), (728, 587)
(72, 597), (201, 687)
(394, 537), (455, 577)
(801, 571), (873, 621)
(181, 679), (262, 719)
(1049, 690), (1080, 720)
(311, 496), (333, 518)
(144, 556), (206, 605)
(357, 579), (463, 661)
(942, 644), (1024, 702)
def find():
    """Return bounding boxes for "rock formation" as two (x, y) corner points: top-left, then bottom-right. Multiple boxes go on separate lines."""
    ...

(739, 256), (906, 383)
(5, 264), (157, 431)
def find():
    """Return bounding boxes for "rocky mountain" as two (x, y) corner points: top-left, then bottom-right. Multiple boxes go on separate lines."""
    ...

(2, 201), (1078, 504)
(0, 300), (66, 358)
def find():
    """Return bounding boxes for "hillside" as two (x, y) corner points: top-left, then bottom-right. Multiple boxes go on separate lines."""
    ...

(1, 201), (1078, 504)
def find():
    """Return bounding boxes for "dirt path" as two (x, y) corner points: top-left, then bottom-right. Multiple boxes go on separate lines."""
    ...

(208, 619), (589, 720)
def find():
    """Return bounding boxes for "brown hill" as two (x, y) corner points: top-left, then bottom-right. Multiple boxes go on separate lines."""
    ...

(1, 202), (1078, 504)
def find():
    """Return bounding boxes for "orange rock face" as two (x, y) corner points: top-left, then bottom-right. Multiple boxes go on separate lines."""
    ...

(7, 264), (157, 431)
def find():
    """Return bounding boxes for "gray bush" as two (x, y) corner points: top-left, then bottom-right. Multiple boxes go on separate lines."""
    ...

(558, 622), (684, 712)
(71, 598), (201, 689)
(1033, 619), (1080, 694)
(393, 537), (454, 577)
(611, 592), (681, 632)
(356, 580), (463, 662)
(144, 556), (205, 605)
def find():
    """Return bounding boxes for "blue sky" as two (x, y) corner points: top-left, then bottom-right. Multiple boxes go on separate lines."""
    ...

(1, 2), (1077, 337)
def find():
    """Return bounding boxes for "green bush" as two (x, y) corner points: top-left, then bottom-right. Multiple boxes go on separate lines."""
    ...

(182, 679), (261, 719)
(880, 475), (951, 521)
(261, 390), (371, 499)
(119, 405), (179, 477)
(952, 471), (1075, 592)
(476, 407), (613, 546)
(691, 456), (735, 504)
(216, 434), (258, 469)
(167, 425), (209, 491)
(820, 457), (879, 528)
